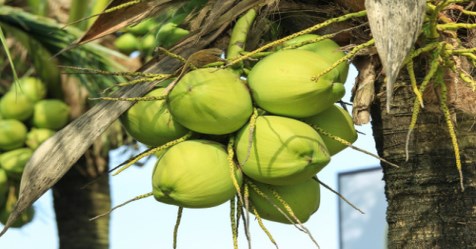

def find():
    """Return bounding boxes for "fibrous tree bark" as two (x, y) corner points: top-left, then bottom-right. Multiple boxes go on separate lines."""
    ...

(371, 78), (476, 248)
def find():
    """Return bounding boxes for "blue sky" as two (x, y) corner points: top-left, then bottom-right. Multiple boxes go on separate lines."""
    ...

(0, 67), (386, 249)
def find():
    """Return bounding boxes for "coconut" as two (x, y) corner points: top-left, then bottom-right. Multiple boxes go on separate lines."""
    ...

(0, 119), (28, 151)
(121, 87), (189, 147)
(9, 77), (47, 102)
(114, 33), (140, 55)
(249, 178), (320, 224)
(167, 68), (253, 135)
(127, 18), (156, 36)
(0, 148), (33, 179)
(25, 128), (56, 150)
(304, 105), (358, 155)
(152, 140), (242, 208)
(0, 91), (35, 121)
(234, 115), (330, 185)
(248, 49), (345, 118)
(282, 34), (349, 83)
(32, 99), (70, 130)
(156, 22), (190, 48)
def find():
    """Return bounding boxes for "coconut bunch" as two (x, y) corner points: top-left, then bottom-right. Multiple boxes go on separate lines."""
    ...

(114, 0), (207, 58)
(119, 34), (358, 224)
(0, 77), (70, 227)
(114, 18), (166, 57)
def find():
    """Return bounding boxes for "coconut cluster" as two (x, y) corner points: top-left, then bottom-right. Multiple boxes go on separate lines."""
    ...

(121, 35), (358, 224)
(114, 13), (190, 58)
(0, 77), (70, 227)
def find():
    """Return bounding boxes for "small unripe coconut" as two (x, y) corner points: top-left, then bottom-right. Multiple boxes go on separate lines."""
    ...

(304, 105), (358, 155)
(248, 49), (345, 118)
(9, 77), (47, 102)
(156, 22), (190, 48)
(168, 68), (253, 135)
(140, 33), (156, 55)
(114, 33), (139, 55)
(32, 99), (70, 130)
(249, 178), (320, 224)
(25, 128), (56, 150)
(282, 34), (349, 83)
(0, 148), (33, 179)
(235, 115), (330, 185)
(121, 87), (189, 147)
(0, 119), (27, 151)
(127, 18), (156, 36)
(0, 91), (35, 121)
(152, 140), (242, 208)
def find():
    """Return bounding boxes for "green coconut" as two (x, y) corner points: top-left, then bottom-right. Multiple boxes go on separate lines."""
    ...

(0, 168), (7, 206)
(249, 178), (320, 224)
(32, 99), (70, 130)
(121, 87), (189, 147)
(168, 68), (253, 135)
(114, 33), (140, 55)
(248, 49), (345, 118)
(9, 77), (47, 102)
(152, 140), (242, 208)
(25, 128), (56, 150)
(282, 34), (349, 83)
(0, 119), (27, 151)
(127, 18), (156, 36)
(141, 33), (157, 55)
(304, 105), (358, 155)
(235, 115), (330, 185)
(156, 22), (190, 48)
(0, 91), (35, 121)
(0, 148), (33, 179)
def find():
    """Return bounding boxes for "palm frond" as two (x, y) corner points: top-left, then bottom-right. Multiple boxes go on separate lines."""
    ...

(0, 5), (127, 97)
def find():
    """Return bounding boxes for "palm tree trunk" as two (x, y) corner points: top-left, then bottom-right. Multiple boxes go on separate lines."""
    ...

(53, 157), (110, 249)
(52, 78), (112, 249)
(370, 78), (476, 248)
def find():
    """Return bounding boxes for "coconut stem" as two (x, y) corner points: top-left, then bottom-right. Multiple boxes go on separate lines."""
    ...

(251, 205), (279, 249)
(111, 132), (193, 176)
(311, 39), (375, 82)
(243, 183), (252, 249)
(173, 207), (184, 249)
(240, 108), (259, 167)
(227, 137), (244, 205)
(437, 74), (464, 191)
(230, 198), (239, 249)
(316, 179), (364, 214)
(89, 192), (153, 221)
(405, 49), (442, 161)
(313, 126), (400, 168)
(224, 10), (367, 68)
(246, 181), (304, 232)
